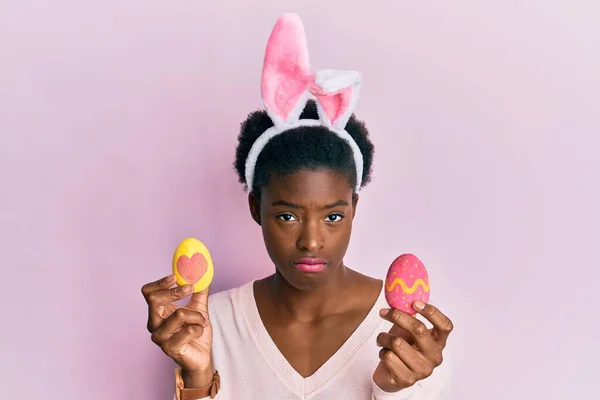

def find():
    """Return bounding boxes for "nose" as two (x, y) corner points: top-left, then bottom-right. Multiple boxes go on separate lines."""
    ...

(296, 219), (324, 252)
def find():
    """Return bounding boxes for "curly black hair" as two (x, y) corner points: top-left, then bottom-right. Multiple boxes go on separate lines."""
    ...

(233, 100), (375, 195)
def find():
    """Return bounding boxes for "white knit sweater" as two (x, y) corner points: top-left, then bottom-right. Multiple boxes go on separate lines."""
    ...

(173, 280), (452, 399)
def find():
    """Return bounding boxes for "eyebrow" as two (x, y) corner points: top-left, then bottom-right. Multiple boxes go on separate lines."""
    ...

(270, 200), (349, 209)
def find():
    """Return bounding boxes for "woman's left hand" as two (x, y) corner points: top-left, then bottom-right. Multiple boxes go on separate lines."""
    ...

(373, 301), (454, 392)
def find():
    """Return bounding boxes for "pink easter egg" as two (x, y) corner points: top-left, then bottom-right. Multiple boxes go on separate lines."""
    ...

(384, 254), (430, 314)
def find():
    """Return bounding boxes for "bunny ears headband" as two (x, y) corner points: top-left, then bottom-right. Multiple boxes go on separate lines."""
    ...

(244, 13), (364, 192)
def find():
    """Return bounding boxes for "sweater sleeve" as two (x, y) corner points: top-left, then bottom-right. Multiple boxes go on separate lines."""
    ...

(371, 380), (452, 400)
(371, 381), (421, 400)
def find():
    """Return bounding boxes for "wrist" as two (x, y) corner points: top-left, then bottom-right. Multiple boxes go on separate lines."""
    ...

(372, 379), (417, 399)
(182, 365), (215, 388)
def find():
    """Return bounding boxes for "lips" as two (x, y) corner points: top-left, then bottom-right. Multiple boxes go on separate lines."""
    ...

(293, 257), (328, 272)
(294, 257), (327, 265)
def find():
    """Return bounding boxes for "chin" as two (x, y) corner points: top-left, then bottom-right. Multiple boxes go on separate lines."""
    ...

(277, 264), (332, 291)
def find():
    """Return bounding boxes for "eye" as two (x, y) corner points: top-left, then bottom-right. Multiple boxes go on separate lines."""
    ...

(325, 213), (344, 223)
(276, 213), (297, 222)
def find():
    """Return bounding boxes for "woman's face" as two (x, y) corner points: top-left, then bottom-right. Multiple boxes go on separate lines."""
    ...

(249, 169), (357, 291)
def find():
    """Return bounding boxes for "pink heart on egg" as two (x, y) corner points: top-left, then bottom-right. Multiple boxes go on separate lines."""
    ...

(176, 253), (207, 284)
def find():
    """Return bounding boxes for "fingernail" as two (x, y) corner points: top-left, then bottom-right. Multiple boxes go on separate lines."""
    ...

(379, 308), (389, 317)
(182, 285), (193, 293)
(413, 301), (425, 311)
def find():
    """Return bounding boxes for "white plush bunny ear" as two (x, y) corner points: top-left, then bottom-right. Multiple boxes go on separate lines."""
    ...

(310, 69), (362, 130)
(261, 13), (312, 127)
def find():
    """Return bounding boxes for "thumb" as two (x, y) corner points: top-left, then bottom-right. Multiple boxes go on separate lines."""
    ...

(186, 285), (210, 314)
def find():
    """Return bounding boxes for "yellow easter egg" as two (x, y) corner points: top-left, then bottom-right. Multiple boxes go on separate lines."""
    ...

(172, 238), (214, 293)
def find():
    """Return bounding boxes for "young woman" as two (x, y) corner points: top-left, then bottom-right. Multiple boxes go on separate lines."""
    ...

(141, 14), (454, 400)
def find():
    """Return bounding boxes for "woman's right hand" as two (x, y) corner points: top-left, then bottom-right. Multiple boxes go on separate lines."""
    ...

(142, 274), (214, 387)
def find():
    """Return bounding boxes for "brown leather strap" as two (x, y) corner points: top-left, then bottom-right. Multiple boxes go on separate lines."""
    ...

(175, 368), (220, 400)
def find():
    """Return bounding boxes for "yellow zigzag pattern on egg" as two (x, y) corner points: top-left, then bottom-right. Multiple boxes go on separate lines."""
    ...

(386, 278), (430, 294)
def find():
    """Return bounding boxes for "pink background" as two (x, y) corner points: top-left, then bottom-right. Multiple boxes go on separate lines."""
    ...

(1, 1), (599, 399)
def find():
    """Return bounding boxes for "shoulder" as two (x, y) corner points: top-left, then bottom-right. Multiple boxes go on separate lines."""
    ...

(207, 284), (245, 309)
(347, 269), (384, 312)
(206, 280), (254, 322)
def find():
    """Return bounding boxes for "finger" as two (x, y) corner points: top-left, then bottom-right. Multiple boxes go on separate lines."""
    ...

(413, 302), (454, 348)
(146, 284), (195, 332)
(377, 332), (432, 375)
(187, 286), (210, 313)
(380, 308), (437, 354)
(141, 275), (176, 299)
(147, 284), (194, 307)
(378, 348), (417, 388)
(151, 308), (207, 345)
(162, 323), (205, 353)
(388, 323), (415, 345)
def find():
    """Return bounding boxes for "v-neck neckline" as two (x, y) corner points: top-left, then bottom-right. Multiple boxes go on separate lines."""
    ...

(240, 280), (385, 397)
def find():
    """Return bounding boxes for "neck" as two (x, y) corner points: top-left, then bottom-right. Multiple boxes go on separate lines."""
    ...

(267, 264), (355, 322)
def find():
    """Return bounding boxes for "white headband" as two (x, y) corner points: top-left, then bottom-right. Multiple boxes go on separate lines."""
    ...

(244, 13), (364, 193)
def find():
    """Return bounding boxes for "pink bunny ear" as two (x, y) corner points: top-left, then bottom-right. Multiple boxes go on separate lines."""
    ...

(261, 13), (312, 126)
(310, 69), (362, 129)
